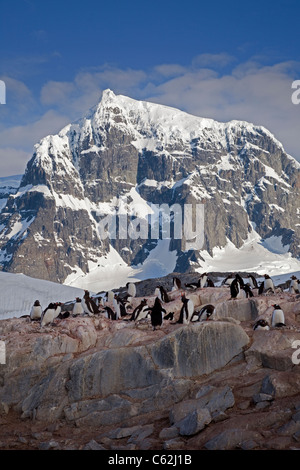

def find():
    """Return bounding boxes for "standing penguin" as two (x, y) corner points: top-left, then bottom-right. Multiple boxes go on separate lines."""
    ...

(81, 290), (99, 316)
(40, 303), (58, 327)
(113, 295), (127, 319)
(73, 297), (84, 316)
(290, 276), (300, 294)
(271, 304), (285, 327)
(172, 277), (181, 291)
(230, 275), (245, 299)
(30, 300), (43, 321)
(155, 285), (170, 303)
(247, 274), (258, 289)
(145, 297), (166, 331)
(177, 294), (194, 324)
(126, 282), (136, 298)
(263, 274), (275, 294)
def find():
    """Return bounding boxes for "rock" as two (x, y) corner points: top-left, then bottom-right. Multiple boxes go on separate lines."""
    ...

(83, 439), (106, 450)
(177, 408), (211, 436)
(163, 438), (185, 450)
(204, 429), (263, 450)
(159, 427), (179, 440)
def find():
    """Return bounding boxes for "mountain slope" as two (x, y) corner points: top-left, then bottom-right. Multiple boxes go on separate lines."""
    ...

(0, 89), (299, 283)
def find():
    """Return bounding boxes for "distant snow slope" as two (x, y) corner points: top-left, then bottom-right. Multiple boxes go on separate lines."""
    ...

(0, 272), (83, 320)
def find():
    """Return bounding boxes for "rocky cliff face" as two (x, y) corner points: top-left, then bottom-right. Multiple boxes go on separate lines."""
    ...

(0, 90), (299, 283)
(0, 285), (300, 450)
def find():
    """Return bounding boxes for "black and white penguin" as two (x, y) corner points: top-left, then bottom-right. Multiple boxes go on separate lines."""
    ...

(222, 274), (235, 286)
(247, 274), (258, 289)
(102, 306), (116, 320)
(206, 278), (215, 287)
(185, 279), (200, 289)
(126, 282), (136, 298)
(81, 290), (99, 316)
(113, 295), (127, 319)
(263, 274), (275, 294)
(271, 304), (285, 327)
(130, 299), (148, 321)
(73, 297), (84, 316)
(177, 294), (194, 325)
(30, 300), (43, 321)
(40, 303), (58, 327)
(290, 276), (300, 294)
(191, 304), (215, 322)
(243, 284), (254, 298)
(146, 297), (166, 331)
(54, 302), (62, 317)
(172, 277), (181, 291)
(106, 290), (115, 303)
(230, 275), (245, 299)
(253, 319), (270, 330)
(155, 286), (170, 303)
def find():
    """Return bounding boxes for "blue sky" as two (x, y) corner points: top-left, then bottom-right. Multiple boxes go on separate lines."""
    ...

(0, 0), (300, 176)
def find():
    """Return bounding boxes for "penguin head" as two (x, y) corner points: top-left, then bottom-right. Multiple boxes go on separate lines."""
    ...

(34, 300), (40, 306)
(272, 304), (281, 309)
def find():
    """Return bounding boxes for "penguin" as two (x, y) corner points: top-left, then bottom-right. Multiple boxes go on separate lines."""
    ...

(81, 290), (99, 316)
(247, 274), (258, 289)
(145, 297), (166, 331)
(271, 304), (285, 327)
(230, 275), (245, 299)
(199, 273), (208, 288)
(126, 282), (136, 298)
(102, 306), (116, 320)
(258, 281), (265, 295)
(113, 295), (127, 319)
(191, 304), (215, 322)
(54, 302), (62, 317)
(222, 274), (235, 286)
(172, 277), (181, 291)
(185, 279), (200, 289)
(155, 286), (170, 303)
(40, 303), (58, 327)
(30, 300), (43, 321)
(130, 299), (148, 321)
(243, 284), (254, 298)
(177, 294), (194, 324)
(206, 278), (215, 287)
(253, 319), (270, 331)
(106, 290), (115, 303)
(290, 276), (300, 294)
(263, 274), (275, 294)
(73, 297), (84, 316)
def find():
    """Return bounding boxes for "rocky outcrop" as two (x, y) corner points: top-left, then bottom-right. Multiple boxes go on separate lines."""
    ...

(0, 283), (300, 450)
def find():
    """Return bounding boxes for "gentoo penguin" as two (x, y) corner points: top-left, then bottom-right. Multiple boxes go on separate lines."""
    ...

(30, 300), (43, 321)
(126, 282), (136, 298)
(155, 286), (170, 303)
(243, 284), (254, 298)
(130, 299), (148, 321)
(206, 278), (215, 287)
(54, 302), (62, 317)
(230, 275), (245, 299)
(185, 279), (200, 289)
(73, 297), (84, 316)
(113, 295), (127, 319)
(102, 306), (116, 320)
(106, 290), (115, 303)
(253, 319), (270, 331)
(222, 274), (235, 286)
(40, 303), (58, 327)
(177, 294), (194, 324)
(271, 304), (285, 327)
(145, 297), (166, 331)
(247, 274), (258, 289)
(290, 276), (300, 294)
(191, 304), (215, 322)
(263, 274), (275, 294)
(172, 277), (181, 291)
(81, 290), (99, 316)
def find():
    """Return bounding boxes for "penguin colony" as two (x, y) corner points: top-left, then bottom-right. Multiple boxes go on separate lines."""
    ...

(26, 272), (297, 332)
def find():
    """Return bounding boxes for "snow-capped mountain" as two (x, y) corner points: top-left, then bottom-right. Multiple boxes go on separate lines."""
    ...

(0, 89), (299, 284)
